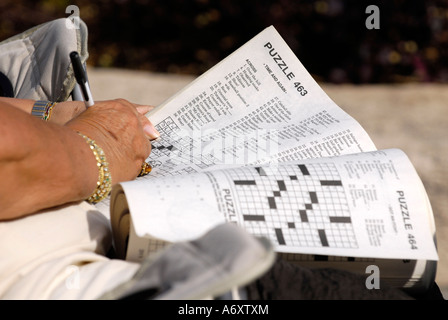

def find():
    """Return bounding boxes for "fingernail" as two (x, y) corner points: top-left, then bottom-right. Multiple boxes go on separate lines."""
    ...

(143, 124), (160, 139)
(136, 106), (151, 114)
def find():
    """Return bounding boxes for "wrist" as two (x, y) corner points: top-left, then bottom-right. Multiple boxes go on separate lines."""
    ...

(31, 100), (57, 121)
(50, 100), (87, 125)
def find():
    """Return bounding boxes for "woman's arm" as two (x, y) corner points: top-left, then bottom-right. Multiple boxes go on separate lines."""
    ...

(0, 97), (86, 124)
(0, 102), (98, 219)
(0, 98), (158, 220)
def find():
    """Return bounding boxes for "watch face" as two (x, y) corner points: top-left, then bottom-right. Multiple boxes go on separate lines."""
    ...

(0, 72), (13, 97)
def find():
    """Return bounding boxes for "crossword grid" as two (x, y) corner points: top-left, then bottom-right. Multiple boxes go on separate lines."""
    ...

(148, 117), (220, 176)
(226, 163), (358, 249)
(278, 252), (373, 263)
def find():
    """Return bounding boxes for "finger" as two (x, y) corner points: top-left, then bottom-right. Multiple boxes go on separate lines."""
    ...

(139, 113), (160, 140)
(111, 100), (159, 139)
(141, 137), (152, 160)
(136, 105), (153, 115)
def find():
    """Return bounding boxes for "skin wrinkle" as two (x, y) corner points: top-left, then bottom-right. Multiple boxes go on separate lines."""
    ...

(107, 129), (119, 141)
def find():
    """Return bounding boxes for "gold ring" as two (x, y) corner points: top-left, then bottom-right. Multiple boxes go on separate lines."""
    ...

(138, 162), (152, 177)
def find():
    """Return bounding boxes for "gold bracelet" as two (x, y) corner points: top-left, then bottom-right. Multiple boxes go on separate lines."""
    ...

(31, 100), (56, 121)
(78, 133), (112, 203)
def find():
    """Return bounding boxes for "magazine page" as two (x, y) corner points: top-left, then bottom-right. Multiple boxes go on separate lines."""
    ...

(113, 149), (438, 262)
(95, 25), (378, 216)
(144, 25), (377, 178)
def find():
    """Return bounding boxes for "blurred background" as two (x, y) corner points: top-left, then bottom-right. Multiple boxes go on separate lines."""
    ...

(1, 0), (448, 83)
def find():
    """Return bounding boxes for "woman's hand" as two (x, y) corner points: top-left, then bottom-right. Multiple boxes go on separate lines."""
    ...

(65, 99), (159, 184)
(50, 100), (156, 125)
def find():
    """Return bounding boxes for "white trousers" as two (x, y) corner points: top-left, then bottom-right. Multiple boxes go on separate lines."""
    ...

(0, 202), (139, 300)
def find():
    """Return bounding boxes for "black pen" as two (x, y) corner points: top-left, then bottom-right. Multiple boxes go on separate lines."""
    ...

(70, 51), (94, 107)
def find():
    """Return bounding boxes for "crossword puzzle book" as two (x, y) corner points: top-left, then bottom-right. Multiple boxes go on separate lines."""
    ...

(104, 26), (438, 292)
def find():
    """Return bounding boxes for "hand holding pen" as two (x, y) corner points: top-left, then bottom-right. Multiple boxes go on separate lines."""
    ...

(69, 51), (153, 177)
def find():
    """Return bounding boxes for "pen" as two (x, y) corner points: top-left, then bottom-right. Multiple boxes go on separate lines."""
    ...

(70, 51), (94, 107)
(70, 51), (153, 177)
